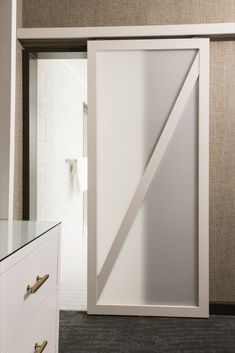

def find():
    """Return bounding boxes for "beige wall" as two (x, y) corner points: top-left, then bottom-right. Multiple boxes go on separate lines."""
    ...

(209, 40), (235, 302)
(14, 0), (23, 219)
(22, 0), (235, 27)
(17, 0), (235, 302)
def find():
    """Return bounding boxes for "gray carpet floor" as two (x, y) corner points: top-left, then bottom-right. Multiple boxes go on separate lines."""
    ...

(59, 311), (235, 353)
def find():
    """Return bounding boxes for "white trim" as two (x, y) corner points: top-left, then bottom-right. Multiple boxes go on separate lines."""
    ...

(198, 39), (210, 316)
(87, 40), (97, 313)
(0, 0), (17, 220)
(17, 22), (235, 40)
(88, 38), (208, 50)
(88, 304), (207, 318)
(88, 38), (209, 318)
(97, 50), (199, 298)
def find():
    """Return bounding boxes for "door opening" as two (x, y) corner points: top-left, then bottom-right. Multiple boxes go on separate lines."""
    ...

(24, 50), (88, 311)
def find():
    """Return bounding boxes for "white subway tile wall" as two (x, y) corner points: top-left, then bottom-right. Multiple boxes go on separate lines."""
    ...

(37, 59), (87, 310)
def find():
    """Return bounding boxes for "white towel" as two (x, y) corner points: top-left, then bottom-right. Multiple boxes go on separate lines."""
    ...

(68, 159), (80, 193)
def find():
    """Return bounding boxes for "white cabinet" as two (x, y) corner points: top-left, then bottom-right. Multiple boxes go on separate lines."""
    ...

(0, 221), (61, 353)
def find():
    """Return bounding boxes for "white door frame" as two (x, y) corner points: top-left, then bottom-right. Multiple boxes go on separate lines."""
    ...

(18, 22), (235, 40)
(0, 0), (16, 220)
(88, 38), (209, 317)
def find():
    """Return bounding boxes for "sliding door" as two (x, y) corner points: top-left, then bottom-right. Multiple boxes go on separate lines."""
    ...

(88, 39), (209, 317)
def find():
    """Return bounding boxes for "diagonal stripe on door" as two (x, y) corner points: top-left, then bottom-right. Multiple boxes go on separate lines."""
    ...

(97, 53), (199, 299)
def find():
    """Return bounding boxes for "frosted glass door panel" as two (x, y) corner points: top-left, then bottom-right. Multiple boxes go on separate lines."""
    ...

(88, 39), (209, 317)
(98, 82), (199, 307)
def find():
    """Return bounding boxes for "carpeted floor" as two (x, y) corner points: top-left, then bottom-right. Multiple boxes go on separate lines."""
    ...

(59, 311), (235, 353)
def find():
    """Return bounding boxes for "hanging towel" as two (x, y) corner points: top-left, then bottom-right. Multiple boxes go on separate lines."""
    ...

(67, 159), (80, 193)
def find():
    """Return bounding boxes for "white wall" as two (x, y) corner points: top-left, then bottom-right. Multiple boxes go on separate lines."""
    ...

(37, 59), (87, 309)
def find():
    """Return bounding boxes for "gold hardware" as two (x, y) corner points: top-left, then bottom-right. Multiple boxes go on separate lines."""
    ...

(27, 274), (49, 294)
(34, 340), (48, 353)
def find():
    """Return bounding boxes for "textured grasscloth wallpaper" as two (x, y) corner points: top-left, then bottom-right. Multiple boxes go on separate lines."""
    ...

(14, 0), (23, 220)
(15, 0), (235, 302)
(22, 0), (235, 27)
(209, 41), (235, 302)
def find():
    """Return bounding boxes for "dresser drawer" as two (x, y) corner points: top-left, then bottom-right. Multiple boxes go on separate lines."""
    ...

(0, 233), (59, 352)
(6, 292), (57, 353)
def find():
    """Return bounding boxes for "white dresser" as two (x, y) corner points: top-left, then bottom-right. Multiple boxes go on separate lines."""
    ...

(0, 220), (61, 353)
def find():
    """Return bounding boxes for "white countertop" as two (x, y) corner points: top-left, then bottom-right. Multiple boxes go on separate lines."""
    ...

(0, 220), (60, 262)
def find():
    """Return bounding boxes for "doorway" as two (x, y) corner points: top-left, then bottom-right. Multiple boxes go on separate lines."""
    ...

(23, 50), (88, 311)
(23, 38), (209, 318)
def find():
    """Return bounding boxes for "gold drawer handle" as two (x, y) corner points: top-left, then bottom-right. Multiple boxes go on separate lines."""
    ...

(27, 274), (49, 294)
(34, 340), (48, 353)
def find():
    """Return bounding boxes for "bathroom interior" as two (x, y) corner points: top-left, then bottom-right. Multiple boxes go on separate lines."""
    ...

(35, 54), (88, 311)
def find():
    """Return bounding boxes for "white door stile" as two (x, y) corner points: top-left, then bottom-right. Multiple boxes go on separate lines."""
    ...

(87, 41), (98, 314)
(198, 40), (210, 315)
(88, 38), (209, 317)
